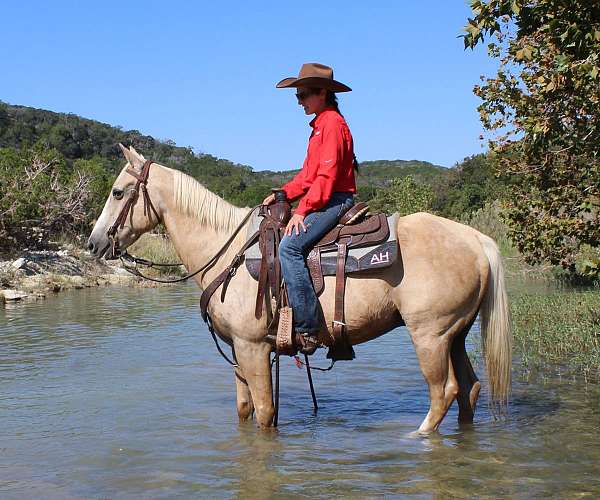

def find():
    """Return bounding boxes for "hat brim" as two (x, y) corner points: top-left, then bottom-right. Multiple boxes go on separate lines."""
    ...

(276, 76), (351, 93)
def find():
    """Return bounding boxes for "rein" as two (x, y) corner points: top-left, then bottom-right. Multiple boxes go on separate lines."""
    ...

(107, 159), (260, 284)
(118, 205), (258, 285)
(107, 160), (327, 423)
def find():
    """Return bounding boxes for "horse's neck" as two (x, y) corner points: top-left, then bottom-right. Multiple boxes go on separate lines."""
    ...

(157, 168), (250, 287)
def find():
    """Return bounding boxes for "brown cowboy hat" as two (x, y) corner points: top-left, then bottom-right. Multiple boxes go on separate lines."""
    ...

(276, 62), (352, 93)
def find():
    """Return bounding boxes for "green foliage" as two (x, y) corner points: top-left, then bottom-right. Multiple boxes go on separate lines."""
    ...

(574, 245), (600, 284)
(0, 100), (521, 253)
(368, 176), (434, 216)
(0, 146), (108, 248)
(432, 154), (509, 220)
(355, 159), (448, 186)
(462, 201), (514, 256)
(0, 101), (272, 207)
(73, 157), (115, 218)
(463, 0), (600, 272)
(511, 290), (600, 378)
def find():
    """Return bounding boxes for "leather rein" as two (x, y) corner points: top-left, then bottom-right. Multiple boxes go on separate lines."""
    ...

(107, 159), (260, 284)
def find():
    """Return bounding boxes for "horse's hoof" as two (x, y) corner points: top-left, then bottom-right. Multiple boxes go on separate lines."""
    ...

(407, 429), (432, 439)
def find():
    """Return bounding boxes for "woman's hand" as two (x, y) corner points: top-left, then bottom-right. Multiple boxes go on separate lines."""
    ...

(262, 193), (275, 205)
(285, 213), (307, 236)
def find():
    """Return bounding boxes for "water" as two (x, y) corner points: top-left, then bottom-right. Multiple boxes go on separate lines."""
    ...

(1, 284), (600, 498)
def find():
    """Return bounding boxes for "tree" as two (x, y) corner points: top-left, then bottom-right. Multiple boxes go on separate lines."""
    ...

(0, 147), (110, 249)
(463, 0), (600, 274)
(432, 154), (508, 220)
(368, 176), (434, 216)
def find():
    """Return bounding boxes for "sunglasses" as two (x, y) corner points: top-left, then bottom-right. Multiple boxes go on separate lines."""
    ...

(295, 90), (313, 101)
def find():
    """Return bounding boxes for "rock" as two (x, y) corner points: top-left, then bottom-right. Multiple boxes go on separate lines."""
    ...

(2, 289), (28, 301)
(71, 276), (85, 289)
(49, 283), (61, 293)
(12, 258), (27, 270)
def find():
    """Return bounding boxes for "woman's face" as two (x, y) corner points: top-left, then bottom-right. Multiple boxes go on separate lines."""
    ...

(295, 86), (326, 115)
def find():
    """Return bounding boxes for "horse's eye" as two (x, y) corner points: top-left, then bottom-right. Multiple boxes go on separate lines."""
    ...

(112, 188), (124, 200)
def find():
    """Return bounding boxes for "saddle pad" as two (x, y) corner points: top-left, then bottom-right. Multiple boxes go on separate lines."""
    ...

(244, 212), (399, 280)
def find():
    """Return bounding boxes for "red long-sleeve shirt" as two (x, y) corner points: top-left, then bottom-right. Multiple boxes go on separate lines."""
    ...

(282, 108), (357, 216)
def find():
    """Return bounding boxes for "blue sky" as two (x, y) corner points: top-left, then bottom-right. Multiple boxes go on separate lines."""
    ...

(1, 1), (496, 171)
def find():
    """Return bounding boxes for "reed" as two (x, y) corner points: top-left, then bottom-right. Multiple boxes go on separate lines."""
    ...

(127, 232), (184, 277)
(511, 290), (600, 379)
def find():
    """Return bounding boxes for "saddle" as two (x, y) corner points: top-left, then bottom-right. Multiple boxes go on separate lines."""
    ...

(200, 192), (398, 361)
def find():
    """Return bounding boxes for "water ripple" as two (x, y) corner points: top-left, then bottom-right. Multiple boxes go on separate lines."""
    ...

(1, 283), (600, 498)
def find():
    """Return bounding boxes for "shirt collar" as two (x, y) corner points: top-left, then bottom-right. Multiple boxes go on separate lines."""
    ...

(309, 107), (336, 128)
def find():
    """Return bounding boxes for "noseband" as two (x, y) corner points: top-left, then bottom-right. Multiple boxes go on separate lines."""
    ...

(107, 159), (160, 253)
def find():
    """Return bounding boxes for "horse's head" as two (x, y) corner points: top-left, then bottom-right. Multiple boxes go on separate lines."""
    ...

(87, 144), (161, 259)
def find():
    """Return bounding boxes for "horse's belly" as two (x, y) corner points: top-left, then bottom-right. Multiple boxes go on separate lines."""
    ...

(319, 274), (403, 345)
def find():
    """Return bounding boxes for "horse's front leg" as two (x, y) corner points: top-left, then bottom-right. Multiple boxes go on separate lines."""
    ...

(234, 366), (254, 422)
(233, 338), (274, 428)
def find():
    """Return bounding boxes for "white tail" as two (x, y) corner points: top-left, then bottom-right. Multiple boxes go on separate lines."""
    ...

(477, 233), (512, 405)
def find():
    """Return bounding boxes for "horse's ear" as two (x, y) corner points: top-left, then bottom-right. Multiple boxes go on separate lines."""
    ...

(118, 142), (137, 168)
(124, 146), (145, 171)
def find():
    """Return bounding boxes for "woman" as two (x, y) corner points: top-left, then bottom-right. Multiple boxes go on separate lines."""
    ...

(262, 62), (357, 354)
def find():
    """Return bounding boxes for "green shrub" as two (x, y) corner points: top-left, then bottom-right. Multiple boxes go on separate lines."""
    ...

(0, 146), (112, 249)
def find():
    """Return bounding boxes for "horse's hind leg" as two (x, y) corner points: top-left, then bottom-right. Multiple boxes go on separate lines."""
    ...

(451, 324), (481, 423)
(234, 367), (254, 422)
(410, 327), (459, 434)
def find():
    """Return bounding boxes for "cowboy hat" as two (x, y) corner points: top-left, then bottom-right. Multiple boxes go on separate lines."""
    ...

(276, 62), (352, 93)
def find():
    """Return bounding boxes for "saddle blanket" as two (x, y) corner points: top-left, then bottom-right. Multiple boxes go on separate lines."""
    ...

(244, 211), (399, 280)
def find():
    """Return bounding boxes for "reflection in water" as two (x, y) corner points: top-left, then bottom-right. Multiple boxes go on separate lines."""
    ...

(1, 284), (600, 498)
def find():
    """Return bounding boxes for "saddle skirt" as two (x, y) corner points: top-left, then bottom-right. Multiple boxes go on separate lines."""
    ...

(244, 210), (399, 292)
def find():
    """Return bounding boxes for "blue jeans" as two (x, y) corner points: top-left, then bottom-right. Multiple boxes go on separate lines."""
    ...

(278, 192), (354, 333)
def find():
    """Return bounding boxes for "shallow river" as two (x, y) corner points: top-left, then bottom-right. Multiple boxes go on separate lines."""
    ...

(1, 284), (599, 498)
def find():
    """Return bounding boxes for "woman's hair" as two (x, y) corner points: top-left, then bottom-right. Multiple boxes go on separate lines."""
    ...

(310, 88), (360, 172)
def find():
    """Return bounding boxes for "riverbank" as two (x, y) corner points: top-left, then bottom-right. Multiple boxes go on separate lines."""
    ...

(0, 245), (135, 304)
(0, 234), (183, 305)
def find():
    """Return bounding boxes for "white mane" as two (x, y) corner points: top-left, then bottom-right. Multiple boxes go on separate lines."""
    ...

(172, 170), (249, 232)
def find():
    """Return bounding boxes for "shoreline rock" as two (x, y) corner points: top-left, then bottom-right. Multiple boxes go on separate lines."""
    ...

(0, 246), (178, 307)
(1, 289), (28, 301)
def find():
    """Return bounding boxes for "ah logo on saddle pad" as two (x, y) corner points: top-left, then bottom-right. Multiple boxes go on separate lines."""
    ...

(370, 251), (390, 265)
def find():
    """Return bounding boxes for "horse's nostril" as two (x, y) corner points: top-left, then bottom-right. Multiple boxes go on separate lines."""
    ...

(87, 241), (95, 252)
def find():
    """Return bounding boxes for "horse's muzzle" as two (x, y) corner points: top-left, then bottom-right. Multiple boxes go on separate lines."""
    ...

(87, 236), (118, 260)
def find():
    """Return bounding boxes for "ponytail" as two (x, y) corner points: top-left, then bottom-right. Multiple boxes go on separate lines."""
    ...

(318, 89), (360, 173)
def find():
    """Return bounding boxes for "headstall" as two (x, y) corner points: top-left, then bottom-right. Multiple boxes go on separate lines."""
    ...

(107, 159), (160, 255)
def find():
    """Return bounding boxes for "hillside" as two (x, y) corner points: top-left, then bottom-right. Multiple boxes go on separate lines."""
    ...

(0, 101), (270, 207)
(0, 101), (449, 205)
(1, 101), (502, 255)
(357, 160), (448, 185)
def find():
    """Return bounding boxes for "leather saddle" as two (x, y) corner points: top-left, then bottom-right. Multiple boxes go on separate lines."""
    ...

(246, 193), (398, 360)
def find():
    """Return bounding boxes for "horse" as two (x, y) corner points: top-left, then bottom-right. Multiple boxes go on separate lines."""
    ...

(87, 145), (511, 434)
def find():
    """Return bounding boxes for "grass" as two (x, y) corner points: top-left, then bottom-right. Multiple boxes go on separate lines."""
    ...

(510, 290), (600, 379)
(127, 233), (185, 277)
(461, 203), (600, 378)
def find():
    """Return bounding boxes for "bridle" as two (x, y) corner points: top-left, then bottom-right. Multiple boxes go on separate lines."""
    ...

(107, 159), (160, 256)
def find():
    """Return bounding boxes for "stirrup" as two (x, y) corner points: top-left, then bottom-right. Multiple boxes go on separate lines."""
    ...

(296, 333), (321, 355)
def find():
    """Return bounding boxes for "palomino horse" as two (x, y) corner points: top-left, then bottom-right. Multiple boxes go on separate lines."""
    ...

(88, 145), (512, 434)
